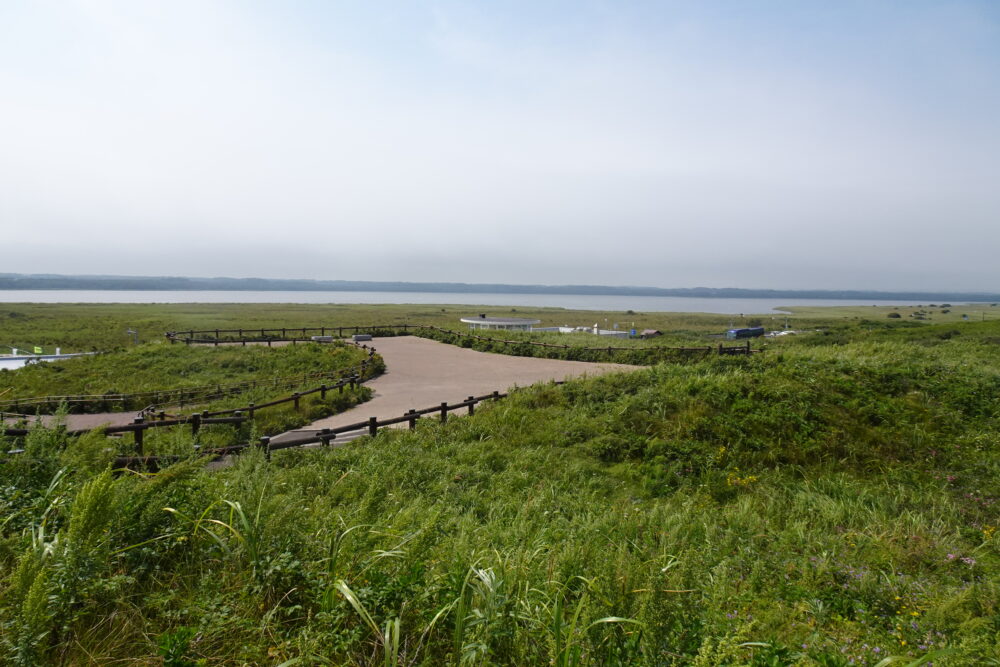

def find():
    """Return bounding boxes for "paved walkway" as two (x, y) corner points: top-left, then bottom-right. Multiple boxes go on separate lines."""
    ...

(271, 336), (638, 443)
(6, 411), (137, 431)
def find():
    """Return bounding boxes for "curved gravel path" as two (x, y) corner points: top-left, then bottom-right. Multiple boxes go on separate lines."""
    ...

(271, 335), (639, 443)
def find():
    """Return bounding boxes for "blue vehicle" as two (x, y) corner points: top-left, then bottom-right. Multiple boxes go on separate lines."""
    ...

(725, 327), (765, 340)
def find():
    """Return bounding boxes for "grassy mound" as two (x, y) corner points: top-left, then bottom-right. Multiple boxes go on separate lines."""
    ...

(1, 342), (371, 413)
(1, 333), (998, 664)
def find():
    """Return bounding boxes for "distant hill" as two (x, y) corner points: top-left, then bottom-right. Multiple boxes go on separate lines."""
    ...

(0, 272), (998, 302)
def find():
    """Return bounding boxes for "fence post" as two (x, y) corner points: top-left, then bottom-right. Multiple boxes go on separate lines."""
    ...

(267, 339), (272, 347)
(258, 436), (271, 461)
(440, 402), (448, 423)
(320, 384), (327, 399)
(233, 411), (243, 433)
(133, 417), (144, 456)
(191, 413), (201, 436)
(292, 393), (300, 411)
(467, 396), (475, 415)
(746, 340), (751, 354)
(407, 409), (417, 430)
(247, 402), (255, 420)
(492, 390), (500, 401)
(368, 416), (378, 437)
(319, 428), (334, 447)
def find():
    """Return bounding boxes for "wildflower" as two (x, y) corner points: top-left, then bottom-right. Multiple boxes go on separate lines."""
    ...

(946, 553), (957, 560)
(961, 557), (976, 566)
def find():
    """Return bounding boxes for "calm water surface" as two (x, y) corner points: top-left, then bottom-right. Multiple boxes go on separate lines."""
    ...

(0, 290), (943, 314)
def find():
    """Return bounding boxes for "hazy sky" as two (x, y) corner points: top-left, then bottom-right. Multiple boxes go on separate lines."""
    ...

(2, 1), (999, 290)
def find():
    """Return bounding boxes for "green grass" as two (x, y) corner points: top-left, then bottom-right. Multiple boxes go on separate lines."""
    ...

(0, 341), (374, 418)
(1, 342), (366, 398)
(2, 314), (999, 664)
(781, 302), (1000, 323)
(0, 302), (801, 353)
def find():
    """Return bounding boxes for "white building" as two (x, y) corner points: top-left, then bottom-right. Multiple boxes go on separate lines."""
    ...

(460, 315), (541, 331)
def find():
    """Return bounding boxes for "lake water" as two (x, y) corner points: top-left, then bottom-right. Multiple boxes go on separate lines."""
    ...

(0, 290), (943, 314)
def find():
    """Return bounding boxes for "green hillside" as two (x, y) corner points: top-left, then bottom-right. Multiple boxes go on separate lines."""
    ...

(1, 313), (998, 664)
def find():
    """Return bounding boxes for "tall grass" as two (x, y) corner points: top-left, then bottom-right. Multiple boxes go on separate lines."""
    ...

(2, 327), (999, 664)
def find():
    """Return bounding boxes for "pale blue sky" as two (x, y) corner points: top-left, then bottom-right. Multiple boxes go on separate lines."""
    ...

(2, 1), (998, 290)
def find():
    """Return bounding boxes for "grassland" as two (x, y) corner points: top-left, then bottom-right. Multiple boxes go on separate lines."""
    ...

(0, 302), (827, 352)
(1, 304), (999, 665)
(0, 342), (368, 402)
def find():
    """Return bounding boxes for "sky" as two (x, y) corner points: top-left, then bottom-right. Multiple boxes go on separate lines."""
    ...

(1, 1), (999, 291)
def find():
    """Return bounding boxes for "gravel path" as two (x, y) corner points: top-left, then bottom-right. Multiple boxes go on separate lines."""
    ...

(271, 335), (638, 443)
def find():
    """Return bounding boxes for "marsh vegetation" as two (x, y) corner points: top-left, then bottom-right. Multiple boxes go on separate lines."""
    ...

(1, 305), (998, 664)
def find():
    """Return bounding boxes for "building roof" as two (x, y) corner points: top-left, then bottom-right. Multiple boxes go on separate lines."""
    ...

(459, 316), (541, 325)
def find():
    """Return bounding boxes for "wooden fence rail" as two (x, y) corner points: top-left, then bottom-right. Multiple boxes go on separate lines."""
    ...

(2, 370), (374, 457)
(107, 385), (523, 471)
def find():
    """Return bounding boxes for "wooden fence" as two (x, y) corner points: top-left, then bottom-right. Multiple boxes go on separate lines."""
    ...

(109, 386), (525, 471)
(2, 370), (372, 457)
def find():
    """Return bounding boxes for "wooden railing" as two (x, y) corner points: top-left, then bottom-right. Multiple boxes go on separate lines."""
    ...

(2, 371), (372, 456)
(108, 386), (529, 471)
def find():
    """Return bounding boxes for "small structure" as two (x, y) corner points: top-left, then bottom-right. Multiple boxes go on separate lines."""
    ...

(460, 314), (541, 331)
(640, 329), (662, 339)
